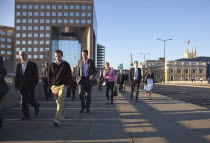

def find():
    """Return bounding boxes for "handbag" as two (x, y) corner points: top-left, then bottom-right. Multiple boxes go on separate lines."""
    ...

(0, 77), (9, 96)
(113, 86), (118, 96)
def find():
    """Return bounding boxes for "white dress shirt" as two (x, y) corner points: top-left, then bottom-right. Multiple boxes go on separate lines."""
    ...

(134, 68), (138, 80)
(21, 60), (28, 75)
(82, 59), (88, 77)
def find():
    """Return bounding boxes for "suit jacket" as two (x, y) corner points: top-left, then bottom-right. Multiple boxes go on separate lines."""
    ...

(76, 59), (97, 85)
(117, 73), (125, 84)
(15, 61), (39, 90)
(41, 67), (48, 84)
(129, 68), (142, 83)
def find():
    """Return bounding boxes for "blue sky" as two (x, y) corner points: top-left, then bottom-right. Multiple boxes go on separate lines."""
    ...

(1, 0), (210, 69)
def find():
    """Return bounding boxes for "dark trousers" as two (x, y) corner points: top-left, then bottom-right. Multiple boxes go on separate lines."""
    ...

(67, 87), (76, 98)
(99, 84), (102, 91)
(78, 78), (92, 110)
(131, 80), (140, 99)
(0, 95), (4, 119)
(119, 82), (124, 92)
(19, 87), (39, 118)
(106, 82), (114, 101)
(43, 83), (52, 99)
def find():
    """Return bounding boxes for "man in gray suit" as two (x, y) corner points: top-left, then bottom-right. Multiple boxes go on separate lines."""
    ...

(76, 50), (97, 114)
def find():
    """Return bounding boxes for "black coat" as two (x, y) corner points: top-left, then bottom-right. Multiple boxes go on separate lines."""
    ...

(117, 73), (125, 84)
(129, 68), (142, 83)
(15, 61), (39, 90)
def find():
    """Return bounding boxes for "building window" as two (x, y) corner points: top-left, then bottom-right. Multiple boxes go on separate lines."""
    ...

(16, 48), (20, 52)
(185, 70), (189, 74)
(52, 12), (56, 16)
(28, 41), (32, 45)
(76, 6), (80, 9)
(87, 6), (92, 9)
(28, 5), (32, 9)
(34, 41), (38, 44)
(16, 55), (20, 59)
(192, 75), (196, 81)
(23, 12), (27, 16)
(17, 5), (21, 9)
(64, 5), (68, 9)
(34, 55), (38, 59)
(58, 19), (62, 23)
(34, 26), (38, 30)
(199, 69), (203, 74)
(28, 26), (32, 30)
(46, 48), (50, 51)
(46, 5), (50, 9)
(40, 41), (44, 44)
(28, 33), (32, 37)
(58, 12), (62, 16)
(46, 26), (50, 30)
(28, 19), (32, 23)
(40, 55), (43, 58)
(81, 20), (86, 23)
(87, 20), (92, 23)
(22, 41), (26, 45)
(22, 19), (27, 23)
(82, 13), (86, 16)
(40, 5), (45, 9)
(52, 5), (56, 9)
(52, 19), (56, 23)
(1, 44), (5, 48)
(34, 33), (38, 37)
(28, 55), (32, 59)
(40, 26), (44, 30)
(87, 13), (92, 16)
(46, 33), (50, 37)
(1, 31), (5, 35)
(70, 20), (74, 23)
(22, 26), (26, 30)
(28, 12), (33, 16)
(58, 5), (62, 9)
(46, 41), (50, 45)
(28, 48), (32, 52)
(192, 69), (196, 74)
(46, 12), (50, 16)
(22, 5), (27, 9)
(16, 19), (20, 23)
(22, 33), (26, 37)
(7, 45), (11, 48)
(46, 19), (50, 23)
(64, 12), (68, 16)
(76, 20), (80, 23)
(70, 12), (74, 16)
(16, 12), (21, 16)
(64, 19), (68, 23)
(1, 38), (5, 42)
(1, 51), (5, 54)
(34, 5), (39, 9)
(76, 13), (80, 16)
(185, 75), (189, 81)
(7, 39), (11, 42)
(177, 69), (181, 73)
(82, 6), (86, 9)
(40, 48), (44, 52)
(34, 19), (39, 23)
(16, 33), (20, 37)
(34, 12), (39, 16)
(40, 19), (45, 23)
(16, 41), (20, 44)
(40, 12), (45, 16)
(70, 6), (74, 9)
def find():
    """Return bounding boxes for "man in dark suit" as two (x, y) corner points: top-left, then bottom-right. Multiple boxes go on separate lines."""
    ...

(117, 69), (125, 93)
(41, 62), (52, 100)
(129, 61), (142, 102)
(15, 51), (40, 120)
(76, 50), (97, 114)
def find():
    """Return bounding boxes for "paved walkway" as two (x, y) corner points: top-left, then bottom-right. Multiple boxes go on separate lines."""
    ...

(156, 83), (210, 88)
(1, 86), (210, 143)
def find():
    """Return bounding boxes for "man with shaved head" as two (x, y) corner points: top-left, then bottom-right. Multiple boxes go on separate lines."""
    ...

(15, 50), (40, 120)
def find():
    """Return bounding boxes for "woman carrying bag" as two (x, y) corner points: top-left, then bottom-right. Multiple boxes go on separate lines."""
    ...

(103, 62), (115, 104)
(143, 67), (154, 100)
(0, 56), (9, 129)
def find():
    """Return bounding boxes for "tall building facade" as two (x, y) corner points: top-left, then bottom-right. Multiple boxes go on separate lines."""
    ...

(0, 25), (14, 73)
(97, 44), (105, 69)
(14, 0), (97, 71)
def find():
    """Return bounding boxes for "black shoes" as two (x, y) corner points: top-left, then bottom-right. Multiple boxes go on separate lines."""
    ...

(71, 96), (75, 101)
(35, 104), (40, 115)
(130, 95), (133, 100)
(21, 117), (30, 120)
(86, 109), (90, 114)
(80, 108), (85, 113)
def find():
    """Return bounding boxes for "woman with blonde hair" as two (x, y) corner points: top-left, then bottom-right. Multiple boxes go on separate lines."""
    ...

(143, 67), (154, 100)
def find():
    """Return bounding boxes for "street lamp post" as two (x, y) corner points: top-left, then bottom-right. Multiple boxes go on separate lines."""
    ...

(157, 38), (172, 84)
(140, 53), (150, 77)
